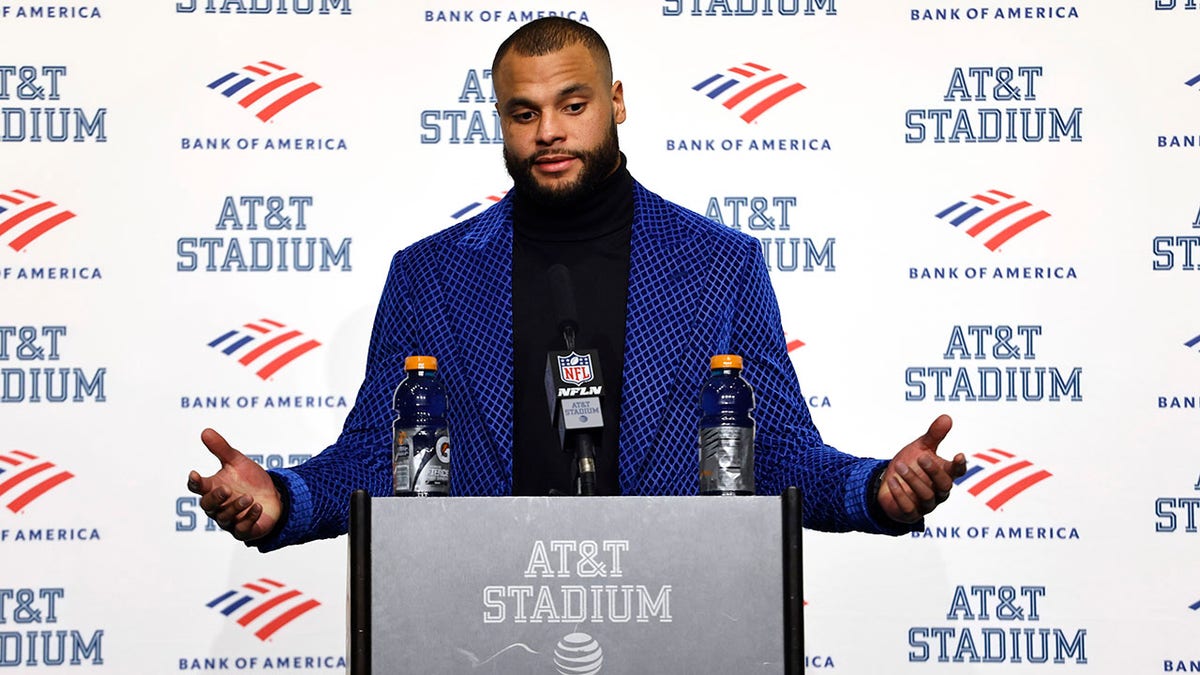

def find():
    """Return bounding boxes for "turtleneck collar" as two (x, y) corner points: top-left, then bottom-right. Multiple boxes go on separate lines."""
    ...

(511, 154), (634, 243)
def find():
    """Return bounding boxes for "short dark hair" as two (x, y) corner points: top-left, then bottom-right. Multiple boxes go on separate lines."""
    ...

(492, 17), (613, 84)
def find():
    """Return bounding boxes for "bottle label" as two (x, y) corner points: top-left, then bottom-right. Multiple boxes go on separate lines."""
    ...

(699, 426), (755, 495)
(393, 423), (450, 496)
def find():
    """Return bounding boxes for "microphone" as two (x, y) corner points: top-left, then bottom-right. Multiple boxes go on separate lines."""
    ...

(547, 263), (578, 350)
(543, 264), (603, 496)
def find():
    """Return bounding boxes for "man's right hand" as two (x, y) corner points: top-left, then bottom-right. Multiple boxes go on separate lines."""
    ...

(186, 428), (282, 542)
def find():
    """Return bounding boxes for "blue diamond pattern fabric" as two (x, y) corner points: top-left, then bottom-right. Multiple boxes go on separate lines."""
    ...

(256, 181), (902, 552)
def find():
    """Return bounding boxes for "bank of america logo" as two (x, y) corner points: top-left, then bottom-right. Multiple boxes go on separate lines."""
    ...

(692, 62), (806, 123)
(935, 189), (1051, 251)
(0, 450), (74, 513)
(954, 449), (1051, 510)
(206, 578), (320, 641)
(1187, 73), (1200, 88)
(207, 318), (321, 380)
(0, 189), (76, 252)
(1190, 598), (1200, 611)
(1185, 333), (1200, 351)
(451, 190), (508, 220)
(207, 61), (321, 122)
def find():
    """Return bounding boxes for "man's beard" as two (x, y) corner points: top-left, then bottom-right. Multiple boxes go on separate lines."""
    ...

(504, 120), (620, 209)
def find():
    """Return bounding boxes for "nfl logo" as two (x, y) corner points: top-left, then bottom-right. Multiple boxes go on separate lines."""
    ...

(558, 352), (594, 385)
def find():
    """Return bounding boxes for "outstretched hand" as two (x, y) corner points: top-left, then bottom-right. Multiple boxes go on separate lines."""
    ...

(186, 428), (282, 542)
(877, 414), (967, 524)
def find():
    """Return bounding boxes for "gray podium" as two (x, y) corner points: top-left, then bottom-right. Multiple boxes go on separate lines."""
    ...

(348, 488), (803, 674)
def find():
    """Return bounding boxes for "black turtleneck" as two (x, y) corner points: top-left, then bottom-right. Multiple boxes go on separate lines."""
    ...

(511, 156), (634, 496)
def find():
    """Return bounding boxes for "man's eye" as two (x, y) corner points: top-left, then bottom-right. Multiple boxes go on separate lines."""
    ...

(565, 103), (585, 113)
(513, 111), (536, 122)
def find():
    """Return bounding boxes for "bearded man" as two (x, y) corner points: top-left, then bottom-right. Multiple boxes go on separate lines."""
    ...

(188, 17), (966, 551)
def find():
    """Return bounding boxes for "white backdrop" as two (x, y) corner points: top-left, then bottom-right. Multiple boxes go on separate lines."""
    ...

(3, 1), (1198, 672)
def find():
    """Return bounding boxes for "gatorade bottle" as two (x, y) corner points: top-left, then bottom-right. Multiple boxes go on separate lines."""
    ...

(698, 354), (755, 495)
(392, 355), (450, 496)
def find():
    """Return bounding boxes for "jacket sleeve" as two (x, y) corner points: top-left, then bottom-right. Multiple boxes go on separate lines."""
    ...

(729, 237), (914, 535)
(254, 250), (415, 551)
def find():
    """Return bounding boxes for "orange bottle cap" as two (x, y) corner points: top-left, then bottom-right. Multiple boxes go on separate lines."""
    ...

(710, 354), (743, 370)
(405, 355), (438, 371)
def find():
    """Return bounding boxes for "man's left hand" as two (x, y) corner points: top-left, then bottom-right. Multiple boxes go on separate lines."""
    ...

(877, 414), (967, 524)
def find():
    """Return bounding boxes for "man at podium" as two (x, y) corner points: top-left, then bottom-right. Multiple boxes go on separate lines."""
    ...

(187, 17), (967, 551)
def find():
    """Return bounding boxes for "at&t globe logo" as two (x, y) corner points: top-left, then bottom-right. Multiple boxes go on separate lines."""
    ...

(554, 632), (602, 675)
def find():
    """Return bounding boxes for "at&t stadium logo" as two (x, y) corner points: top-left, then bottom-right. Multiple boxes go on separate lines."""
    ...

(1156, 0), (1198, 8)
(0, 65), (106, 143)
(0, 588), (104, 666)
(667, 60), (831, 154)
(702, 194), (834, 273)
(905, 65), (1082, 143)
(176, 0), (351, 14)
(909, 584), (1086, 664)
(909, 186), (1077, 282)
(181, 318), (347, 410)
(0, 325), (106, 404)
(181, 59), (346, 152)
(663, 0), (836, 16)
(176, 194), (351, 272)
(905, 324), (1082, 403)
(1151, 202), (1200, 271)
(1154, 472), (1200, 533)
(421, 68), (502, 145)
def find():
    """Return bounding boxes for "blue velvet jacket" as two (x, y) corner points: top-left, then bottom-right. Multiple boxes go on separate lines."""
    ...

(258, 182), (900, 551)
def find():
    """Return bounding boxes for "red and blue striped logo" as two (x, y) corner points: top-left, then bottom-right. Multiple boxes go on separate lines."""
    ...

(0, 450), (74, 513)
(208, 318), (321, 380)
(0, 189), (76, 252)
(935, 189), (1051, 251)
(1187, 73), (1200, 89)
(207, 61), (322, 122)
(451, 190), (508, 221)
(1184, 333), (1200, 351)
(954, 448), (1052, 510)
(206, 578), (320, 641)
(692, 62), (806, 123)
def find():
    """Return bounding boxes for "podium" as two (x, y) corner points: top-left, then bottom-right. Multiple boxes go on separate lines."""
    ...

(348, 488), (803, 674)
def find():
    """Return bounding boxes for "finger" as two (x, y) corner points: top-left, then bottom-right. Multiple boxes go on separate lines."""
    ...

(186, 470), (208, 496)
(231, 502), (264, 541)
(886, 475), (920, 522)
(918, 414), (953, 452)
(897, 462), (937, 513)
(198, 485), (231, 515)
(919, 454), (958, 499)
(951, 453), (968, 478)
(212, 494), (254, 527)
(200, 428), (244, 467)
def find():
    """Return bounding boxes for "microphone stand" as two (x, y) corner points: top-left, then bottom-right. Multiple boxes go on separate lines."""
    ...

(560, 323), (597, 496)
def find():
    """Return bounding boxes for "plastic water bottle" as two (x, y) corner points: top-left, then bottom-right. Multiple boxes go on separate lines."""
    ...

(698, 354), (755, 495)
(392, 355), (450, 496)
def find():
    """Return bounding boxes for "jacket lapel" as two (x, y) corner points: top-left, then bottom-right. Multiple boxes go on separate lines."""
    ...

(441, 199), (515, 492)
(618, 183), (704, 491)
